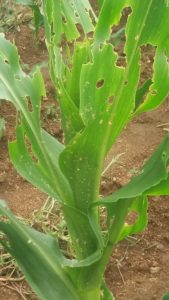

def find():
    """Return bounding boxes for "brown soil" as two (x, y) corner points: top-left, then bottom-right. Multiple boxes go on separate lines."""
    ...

(0, 24), (169, 300)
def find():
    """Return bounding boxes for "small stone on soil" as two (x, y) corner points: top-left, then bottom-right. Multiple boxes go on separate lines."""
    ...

(150, 266), (160, 274)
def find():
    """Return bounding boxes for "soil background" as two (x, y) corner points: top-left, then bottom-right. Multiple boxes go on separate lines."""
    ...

(0, 20), (169, 300)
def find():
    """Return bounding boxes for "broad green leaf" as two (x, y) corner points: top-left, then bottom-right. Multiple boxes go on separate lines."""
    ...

(118, 196), (148, 241)
(0, 201), (104, 292)
(126, 0), (169, 53)
(62, 204), (102, 259)
(58, 84), (84, 144)
(41, 0), (96, 43)
(9, 129), (64, 200)
(94, 0), (127, 46)
(0, 34), (73, 204)
(102, 135), (169, 203)
(0, 202), (80, 300)
(62, 0), (95, 40)
(0, 33), (23, 75)
(60, 45), (140, 213)
(60, 0), (169, 227)
(80, 44), (124, 125)
(93, 135), (169, 241)
(0, 34), (100, 261)
(126, 1), (169, 114)
(41, 1), (94, 142)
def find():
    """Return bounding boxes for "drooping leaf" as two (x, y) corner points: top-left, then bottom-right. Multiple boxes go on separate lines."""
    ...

(0, 200), (105, 292)
(0, 201), (81, 300)
(93, 134), (169, 241)
(0, 34), (73, 204)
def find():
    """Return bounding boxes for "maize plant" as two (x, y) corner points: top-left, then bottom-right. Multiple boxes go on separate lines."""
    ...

(0, 1), (169, 299)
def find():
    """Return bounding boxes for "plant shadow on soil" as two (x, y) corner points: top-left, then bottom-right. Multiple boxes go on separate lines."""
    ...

(0, 23), (169, 300)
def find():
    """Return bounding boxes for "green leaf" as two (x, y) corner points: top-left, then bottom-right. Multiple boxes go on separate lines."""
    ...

(41, 0), (96, 43)
(66, 42), (90, 109)
(0, 202), (81, 300)
(93, 134), (169, 240)
(40, 1), (95, 142)
(125, 0), (169, 57)
(103, 135), (169, 203)
(0, 201), (104, 292)
(94, 0), (126, 46)
(162, 291), (169, 300)
(126, 1), (169, 114)
(60, 42), (139, 213)
(80, 44), (123, 125)
(134, 47), (169, 114)
(0, 34), (73, 204)
(58, 84), (84, 144)
(101, 280), (114, 300)
(134, 79), (152, 110)
(62, 204), (102, 260)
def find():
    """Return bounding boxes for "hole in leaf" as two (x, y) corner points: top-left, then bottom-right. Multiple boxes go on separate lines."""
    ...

(108, 96), (114, 105)
(87, 31), (94, 39)
(24, 134), (39, 164)
(0, 216), (10, 223)
(76, 23), (85, 41)
(96, 79), (104, 88)
(62, 16), (67, 24)
(151, 90), (157, 96)
(111, 7), (131, 67)
(162, 152), (167, 159)
(139, 44), (155, 86)
(15, 74), (20, 80)
(26, 96), (33, 113)
(116, 51), (126, 67)
(75, 11), (79, 18)
(100, 207), (107, 231)
(125, 211), (138, 226)
(17, 111), (22, 126)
